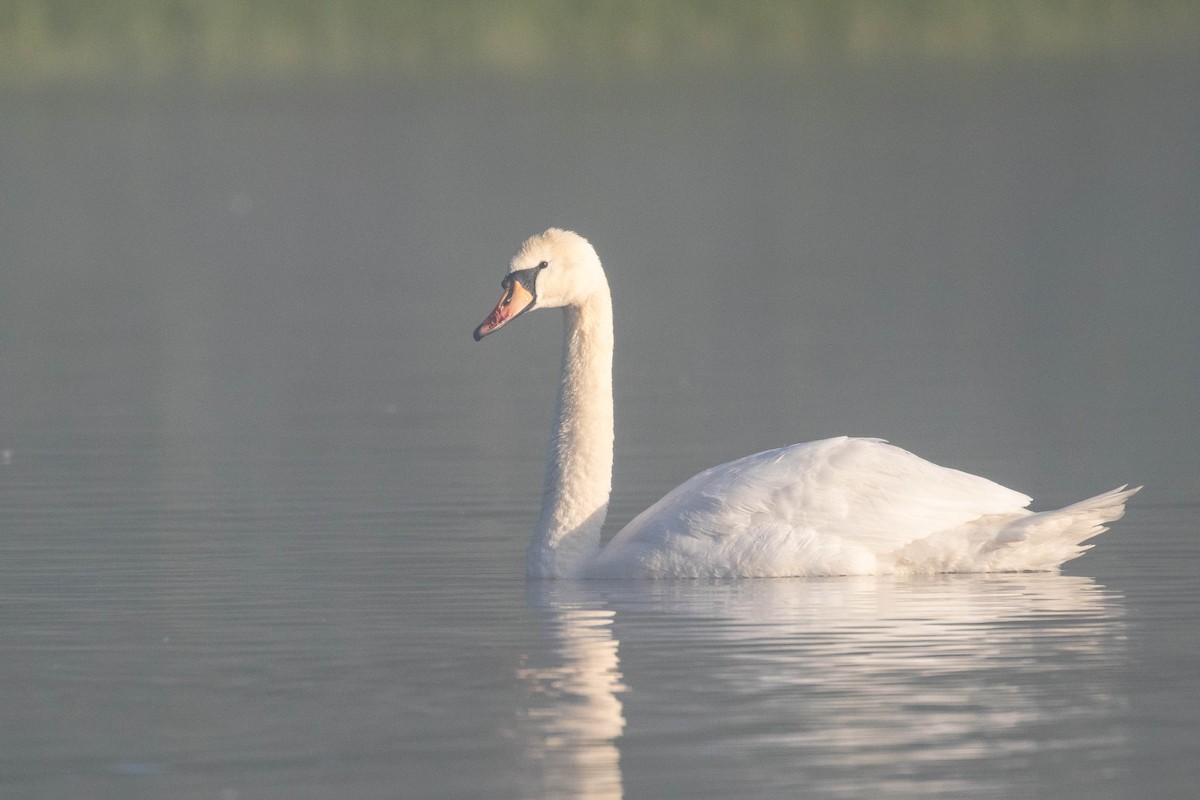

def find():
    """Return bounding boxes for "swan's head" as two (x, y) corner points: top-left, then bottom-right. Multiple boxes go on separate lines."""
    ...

(473, 228), (605, 340)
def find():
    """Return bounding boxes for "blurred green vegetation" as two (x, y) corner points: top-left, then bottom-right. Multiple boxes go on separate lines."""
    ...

(1, 0), (1198, 88)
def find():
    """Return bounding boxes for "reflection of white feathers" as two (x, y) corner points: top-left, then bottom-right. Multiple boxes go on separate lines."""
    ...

(518, 593), (625, 800)
(624, 574), (1127, 791)
(481, 229), (1139, 579)
(516, 574), (1126, 798)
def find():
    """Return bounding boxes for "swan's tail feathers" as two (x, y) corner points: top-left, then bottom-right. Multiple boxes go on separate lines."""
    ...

(990, 484), (1142, 571)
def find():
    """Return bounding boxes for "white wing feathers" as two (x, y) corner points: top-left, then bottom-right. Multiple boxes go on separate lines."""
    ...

(591, 437), (1034, 577)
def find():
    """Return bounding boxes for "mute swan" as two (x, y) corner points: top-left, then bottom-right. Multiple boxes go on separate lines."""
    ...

(474, 228), (1139, 579)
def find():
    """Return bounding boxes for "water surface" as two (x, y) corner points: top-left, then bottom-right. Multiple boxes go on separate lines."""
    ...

(2, 56), (1199, 799)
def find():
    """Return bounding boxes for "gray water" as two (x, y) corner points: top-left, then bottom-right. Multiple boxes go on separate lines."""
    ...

(2, 59), (1199, 799)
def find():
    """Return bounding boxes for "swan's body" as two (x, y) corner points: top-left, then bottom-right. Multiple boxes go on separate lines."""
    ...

(474, 228), (1138, 579)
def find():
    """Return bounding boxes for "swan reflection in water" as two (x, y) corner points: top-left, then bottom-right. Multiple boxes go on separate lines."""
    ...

(518, 584), (627, 800)
(518, 574), (1126, 798)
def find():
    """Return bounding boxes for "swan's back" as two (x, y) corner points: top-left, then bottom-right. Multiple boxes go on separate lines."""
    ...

(586, 437), (1034, 578)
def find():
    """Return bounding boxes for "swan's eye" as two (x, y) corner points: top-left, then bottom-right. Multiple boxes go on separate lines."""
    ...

(537, 261), (548, 270)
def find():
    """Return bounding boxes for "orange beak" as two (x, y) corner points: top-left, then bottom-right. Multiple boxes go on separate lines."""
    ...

(473, 279), (535, 340)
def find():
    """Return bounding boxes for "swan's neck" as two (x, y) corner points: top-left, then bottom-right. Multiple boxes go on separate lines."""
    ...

(527, 287), (614, 579)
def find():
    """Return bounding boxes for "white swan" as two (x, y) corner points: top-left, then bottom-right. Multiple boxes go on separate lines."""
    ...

(474, 228), (1139, 579)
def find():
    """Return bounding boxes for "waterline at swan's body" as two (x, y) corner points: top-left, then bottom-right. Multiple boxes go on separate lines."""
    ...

(474, 228), (1138, 580)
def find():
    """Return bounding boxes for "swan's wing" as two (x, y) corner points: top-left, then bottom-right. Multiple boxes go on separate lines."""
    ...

(594, 437), (1032, 577)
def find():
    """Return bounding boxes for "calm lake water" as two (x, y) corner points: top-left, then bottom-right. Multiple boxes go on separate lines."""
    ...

(2, 57), (1199, 799)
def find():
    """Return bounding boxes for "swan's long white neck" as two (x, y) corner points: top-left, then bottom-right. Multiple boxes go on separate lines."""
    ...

(527, 283), (614, 579)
